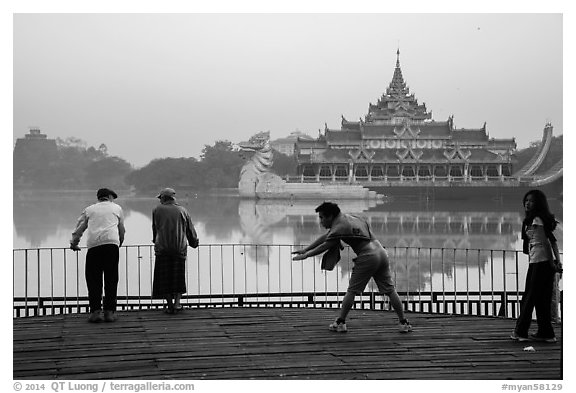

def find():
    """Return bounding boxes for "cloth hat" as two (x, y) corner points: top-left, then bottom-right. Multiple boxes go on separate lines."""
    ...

(156, 187), (176, 198)
(97, 188), (118, 199)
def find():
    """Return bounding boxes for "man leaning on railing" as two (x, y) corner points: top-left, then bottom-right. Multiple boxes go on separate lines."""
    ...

(70, 188), (126, 323)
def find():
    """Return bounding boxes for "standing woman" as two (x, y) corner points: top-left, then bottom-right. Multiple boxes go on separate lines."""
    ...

(511, 189), (562, 343)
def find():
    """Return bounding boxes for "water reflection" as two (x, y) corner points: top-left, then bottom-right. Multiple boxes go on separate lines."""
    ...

(12, 191), (563, 298)
(13, 191), (563, 252)
(234, 196), (562, 293)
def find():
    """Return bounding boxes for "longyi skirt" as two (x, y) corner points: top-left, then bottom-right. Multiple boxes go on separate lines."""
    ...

(152, 255), (187, 298)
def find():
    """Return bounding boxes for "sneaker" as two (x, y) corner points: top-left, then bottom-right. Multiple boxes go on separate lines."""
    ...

(529, 333), (557, 343)
(510, 331), (530, 342)
(398, 320), (413, 333)
(88, 310), (104, 323)
(104, 310), (117, 322)
(328, 319), (348, 333)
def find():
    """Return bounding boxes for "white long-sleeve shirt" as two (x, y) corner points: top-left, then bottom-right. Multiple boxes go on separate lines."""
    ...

(71, 201), (125, 249)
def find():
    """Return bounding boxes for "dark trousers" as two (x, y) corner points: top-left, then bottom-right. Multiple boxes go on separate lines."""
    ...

(85, 244), (119, 313)
(515, 261), (555, 338)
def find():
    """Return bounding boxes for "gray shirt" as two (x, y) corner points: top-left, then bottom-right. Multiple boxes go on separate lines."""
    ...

(152, 201), (198, 257)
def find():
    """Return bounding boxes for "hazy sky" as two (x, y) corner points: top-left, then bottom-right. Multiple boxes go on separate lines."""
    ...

(13, 13), (563, 167)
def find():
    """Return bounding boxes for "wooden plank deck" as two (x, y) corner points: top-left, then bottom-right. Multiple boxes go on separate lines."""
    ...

(13, 307), (562, 380)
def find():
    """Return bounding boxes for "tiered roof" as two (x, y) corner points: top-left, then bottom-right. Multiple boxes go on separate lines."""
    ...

(299, 147), (504, 164)
(297, 49), (516, 161)
(366, 50), (432, 123)
(360, 121), (452, 139)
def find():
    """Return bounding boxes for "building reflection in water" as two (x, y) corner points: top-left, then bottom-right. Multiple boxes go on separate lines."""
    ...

(237, 197), (562, 293)
(13, 192), (562, 296)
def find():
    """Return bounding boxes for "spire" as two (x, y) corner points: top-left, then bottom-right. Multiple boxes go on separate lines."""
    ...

(388, 48), (407, 95)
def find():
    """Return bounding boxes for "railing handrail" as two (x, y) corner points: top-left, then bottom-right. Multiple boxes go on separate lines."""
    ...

(13, 243), (563, 320)
(13, 244), (538, 253)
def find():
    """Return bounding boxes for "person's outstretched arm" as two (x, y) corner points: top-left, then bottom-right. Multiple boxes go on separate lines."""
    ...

(292, 233), (327, 255)
(292, 238), (338, 260)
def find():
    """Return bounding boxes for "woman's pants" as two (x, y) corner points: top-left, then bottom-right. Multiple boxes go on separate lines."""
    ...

(515, 261), (555, 338)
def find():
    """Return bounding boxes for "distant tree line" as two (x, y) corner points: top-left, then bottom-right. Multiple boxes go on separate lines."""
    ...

(13, 137), (132, 189)
(126, 140), (297, 193)
(14, 137), (298, 192)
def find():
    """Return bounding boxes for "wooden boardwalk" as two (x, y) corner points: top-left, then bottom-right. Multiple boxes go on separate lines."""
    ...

(13, 307), (562, 380)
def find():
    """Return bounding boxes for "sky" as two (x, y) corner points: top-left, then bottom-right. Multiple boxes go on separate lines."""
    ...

(12, 11), (564, 168)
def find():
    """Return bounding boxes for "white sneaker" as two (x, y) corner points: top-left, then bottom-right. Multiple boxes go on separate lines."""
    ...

(398, 320), (413, 333)
(329, 319), (348, 333)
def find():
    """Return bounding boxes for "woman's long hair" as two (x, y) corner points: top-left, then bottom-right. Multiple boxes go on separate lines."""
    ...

(523, 189), (557, 233)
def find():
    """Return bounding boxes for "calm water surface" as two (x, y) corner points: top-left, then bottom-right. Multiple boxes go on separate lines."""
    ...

(12, 190), (563, 298)
(13, 190), (563, 250)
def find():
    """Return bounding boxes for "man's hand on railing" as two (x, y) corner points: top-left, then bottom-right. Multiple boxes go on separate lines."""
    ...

(292, 249), (308, 261)
(70, 244), (81, 252)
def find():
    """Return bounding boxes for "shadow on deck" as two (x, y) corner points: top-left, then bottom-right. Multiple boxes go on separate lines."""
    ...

(13, 308), (562, 380)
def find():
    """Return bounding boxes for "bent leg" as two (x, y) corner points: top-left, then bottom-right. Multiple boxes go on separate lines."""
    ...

(340, 258), (374, 321)
(338, 291), (356, 321)
(373, 248), (406, 322)
(387, 290), (406, 321)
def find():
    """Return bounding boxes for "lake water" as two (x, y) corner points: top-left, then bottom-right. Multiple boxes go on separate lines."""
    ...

(12, 190), (563, 302)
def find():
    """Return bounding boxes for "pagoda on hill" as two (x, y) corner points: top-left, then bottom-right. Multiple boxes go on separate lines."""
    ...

(13, 127), (59, 185)
(294, 50), (518, 185)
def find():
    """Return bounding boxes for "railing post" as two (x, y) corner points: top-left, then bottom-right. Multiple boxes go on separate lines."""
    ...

(24, 250), (29, 317)
(498, 292), (506, 317)
(551, 274), (561, 323)
(501, 250), (508, 317)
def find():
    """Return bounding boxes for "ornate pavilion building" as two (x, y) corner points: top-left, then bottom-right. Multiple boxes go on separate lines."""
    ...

(294, 51), (517, 185)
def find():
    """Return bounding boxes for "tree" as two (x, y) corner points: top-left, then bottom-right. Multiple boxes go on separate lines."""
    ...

(125, 157), (203, 192)
(85, 156), (132, 188)
(200, 140), (245, 187)
(14, 135), (133, 189)
(125, 140), (247, 193)
(56, 137), (87, 149)
(98, 144), (108, 156)
(271, 149), (298, 177)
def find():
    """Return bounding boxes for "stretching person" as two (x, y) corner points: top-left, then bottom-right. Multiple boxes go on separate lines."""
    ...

(292, 202), (412, 333)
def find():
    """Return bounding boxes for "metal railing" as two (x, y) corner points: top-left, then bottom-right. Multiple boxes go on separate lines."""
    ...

(13, 244), (563, 319)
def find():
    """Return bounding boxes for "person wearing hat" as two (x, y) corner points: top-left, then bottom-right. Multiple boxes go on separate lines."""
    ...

(152, 187), (199, 314)
(70, 188), (126, 323)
